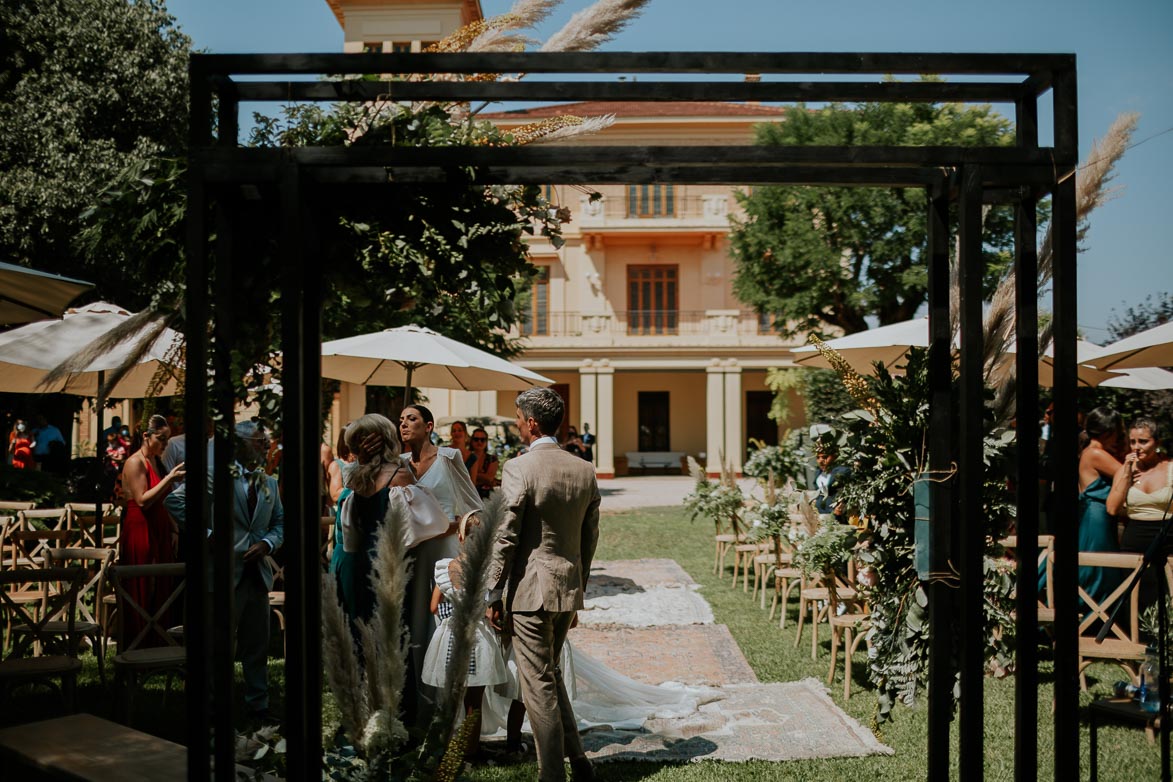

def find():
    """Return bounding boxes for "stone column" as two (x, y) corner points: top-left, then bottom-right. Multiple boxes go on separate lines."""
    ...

(578, 360), (615, 478)
(705, 361), (725, 477)
(723, 363), (744, 475)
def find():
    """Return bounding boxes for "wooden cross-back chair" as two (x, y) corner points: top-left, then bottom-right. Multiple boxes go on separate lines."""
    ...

(106, 563), (186, 723)
(1001, 534), (1056, 624)
(0, 501), (35, 514)
(33, 548), (115, 684)
(795, 559), (860, 661)
(0, 566), (85, 711)
(16, 508), (71, 535)
(65, 503), (121, 551)
(2, 529), (72, 641)
(320, 515), (335, 569)
(267, 555), (287, 657)
(1075, 551), (1147, 691)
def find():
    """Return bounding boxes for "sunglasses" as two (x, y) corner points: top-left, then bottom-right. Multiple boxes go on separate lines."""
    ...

(471, 436), (487, 442)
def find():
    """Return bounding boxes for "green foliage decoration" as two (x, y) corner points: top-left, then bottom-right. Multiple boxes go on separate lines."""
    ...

(743, 430), (809, 489)
(683, 475), (745, 537)
(828, 348), (1016, 721)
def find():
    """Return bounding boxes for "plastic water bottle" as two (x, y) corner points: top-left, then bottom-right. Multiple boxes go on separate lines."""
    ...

(1140, 647), (1160, 714)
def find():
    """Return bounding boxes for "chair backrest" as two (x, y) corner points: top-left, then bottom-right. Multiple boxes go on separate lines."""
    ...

(0, 501), (35, 513)
(44, 547), (114, 627)
(1075, 551), (1145, 644)
(1001, 534), (1055, 610)
(265, 555), (285, 592)
(64, 503), (121, 549)
(106, 563), (186, 652)
(0, 566), (85, 659)
(6, 530), (72, 576)
(320, 515), (335, 567)
(17, 508), (70, 534)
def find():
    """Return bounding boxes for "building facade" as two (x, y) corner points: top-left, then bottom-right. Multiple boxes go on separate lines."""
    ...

(326, 0), (804, 477)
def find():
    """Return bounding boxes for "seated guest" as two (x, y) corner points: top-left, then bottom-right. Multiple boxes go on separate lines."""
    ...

(1107, 418), (1173, 611)
(464, 427), (499, 498)
(813, 434), (851, 523)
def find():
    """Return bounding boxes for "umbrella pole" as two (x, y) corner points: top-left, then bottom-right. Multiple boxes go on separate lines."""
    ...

(403, 365), (413, 406)
(95, 371), (104, 533)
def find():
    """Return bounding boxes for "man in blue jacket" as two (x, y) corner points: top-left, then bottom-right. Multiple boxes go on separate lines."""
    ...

(166, 420), (284, 721)
(813, 434), (851, 523)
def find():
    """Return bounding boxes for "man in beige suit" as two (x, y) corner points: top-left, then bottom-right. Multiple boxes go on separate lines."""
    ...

(487, 388), (601, 782)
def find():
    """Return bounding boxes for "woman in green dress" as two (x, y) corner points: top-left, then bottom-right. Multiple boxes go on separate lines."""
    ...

(1039, 407), (1125, 608)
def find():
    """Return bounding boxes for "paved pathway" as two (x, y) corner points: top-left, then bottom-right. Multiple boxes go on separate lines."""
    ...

(598, 476), (761, 512)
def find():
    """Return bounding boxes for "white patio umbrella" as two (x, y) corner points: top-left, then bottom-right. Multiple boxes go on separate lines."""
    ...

(790, 317), (930, 373)
(0, 261), (93, 325)
(321, 324), (553, 402)
(1083, 320), (1173, 372)
(0, 301), (183, 397)
(794, 317), (1131, 388)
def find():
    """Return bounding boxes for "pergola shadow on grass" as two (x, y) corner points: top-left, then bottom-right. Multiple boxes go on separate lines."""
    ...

(186, 51), (1080, 781)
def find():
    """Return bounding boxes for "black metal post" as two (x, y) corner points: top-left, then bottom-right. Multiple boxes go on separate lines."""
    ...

(280, 161), (324, 780)
(1050, 62), (1080, 782)
(926, 179), (955, 782)
(1013, 89), (1041, 782)
(958, 164), (986, 782)
(211, 197), (237, 782)
(1159, 560), (1171, 780)
(94, 371), (105, 544)
(184, 145), (211, 782)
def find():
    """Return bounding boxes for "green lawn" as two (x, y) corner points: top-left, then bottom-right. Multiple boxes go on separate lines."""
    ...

(1, 506), (1161, 781)
(464, 506), (1162, 782)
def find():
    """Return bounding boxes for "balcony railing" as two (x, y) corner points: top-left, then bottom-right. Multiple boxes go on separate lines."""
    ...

(519, 310), (776, 338)
(579, 194), (732, 224)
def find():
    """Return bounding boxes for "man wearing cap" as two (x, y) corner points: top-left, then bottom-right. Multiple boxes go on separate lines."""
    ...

(813, 433), (852, 523)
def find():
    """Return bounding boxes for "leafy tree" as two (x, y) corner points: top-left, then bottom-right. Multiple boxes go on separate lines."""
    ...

(0, 0), (189, 303)
(730, 97), (1016, 339)
(1107, 292), (1173, 341)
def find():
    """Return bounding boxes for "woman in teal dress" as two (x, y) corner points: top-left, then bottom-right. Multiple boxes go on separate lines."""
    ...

(1039, 407), (1125, 608)
(333, 414), (449, 626)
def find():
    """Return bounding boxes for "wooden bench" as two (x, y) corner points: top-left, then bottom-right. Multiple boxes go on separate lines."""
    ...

(0, 713), (259, 780)
(624, 451), (686, 474)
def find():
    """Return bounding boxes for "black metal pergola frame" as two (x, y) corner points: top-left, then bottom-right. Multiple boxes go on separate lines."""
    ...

(185, 51), (1079, 781)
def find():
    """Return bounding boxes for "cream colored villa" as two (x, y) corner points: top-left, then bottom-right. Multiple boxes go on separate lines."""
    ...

(326, 0), (805, 477)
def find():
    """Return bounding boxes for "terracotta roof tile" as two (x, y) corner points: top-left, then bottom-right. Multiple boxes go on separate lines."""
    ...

(481, 100), (787, 120)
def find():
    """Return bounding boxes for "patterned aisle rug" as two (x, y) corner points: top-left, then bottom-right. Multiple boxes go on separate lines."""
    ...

(564, 558), (892, 762)
(581, 559), (714, 627)
(569, 624), (756, 687)
(581, 679), (895, 763)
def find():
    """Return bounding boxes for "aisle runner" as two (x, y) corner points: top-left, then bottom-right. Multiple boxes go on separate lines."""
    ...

(566, 558), (893, 763)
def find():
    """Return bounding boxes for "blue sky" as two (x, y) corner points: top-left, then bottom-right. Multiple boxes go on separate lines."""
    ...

(167, 0), (1173, 339)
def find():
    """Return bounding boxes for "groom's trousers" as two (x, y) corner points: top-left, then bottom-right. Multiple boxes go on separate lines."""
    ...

(511, 609), (584, 782)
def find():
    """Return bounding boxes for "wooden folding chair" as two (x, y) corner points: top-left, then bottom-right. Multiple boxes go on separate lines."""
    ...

(65, 503), (121, 550)
(1001, 534), (1055, 623)
(827, 598), (872, 699)
(795, 564), (859, 660)
(16, 508), (71, 535)
(320, 515), (335, 569)
(2, 530), (72, 642)
(38, 548), (115, 684)
(0, 566), (85, 711)
(1075, 551), (1147, 691)
(0, 501), (35, 514)
(107, 563), (186, 723)
(267, 555), (286, 657)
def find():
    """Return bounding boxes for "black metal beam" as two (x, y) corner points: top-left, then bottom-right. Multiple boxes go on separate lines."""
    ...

(183, 167), (211, 782)
(280, 162), (324, 781)
(234, 78), (1026, 104)
(926, 178), (954, 782)
(193, 51), (1074, 77)
(957, 164), (986, 782)
(1051, 172), (1080, 782)
(211, 198), (237, 782)
(1014, 90), (1041, 782)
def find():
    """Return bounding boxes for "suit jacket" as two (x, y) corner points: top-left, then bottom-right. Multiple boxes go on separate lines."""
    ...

(165, 466), (285, 592)
(814, 464), (852, 517)
(488, 442), (601, 613)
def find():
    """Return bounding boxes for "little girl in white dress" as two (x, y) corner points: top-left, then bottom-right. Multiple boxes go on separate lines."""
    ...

(421, 534), (509, 756)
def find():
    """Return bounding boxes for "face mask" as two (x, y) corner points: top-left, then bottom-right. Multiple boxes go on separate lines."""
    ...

(16, 424), (25, 432)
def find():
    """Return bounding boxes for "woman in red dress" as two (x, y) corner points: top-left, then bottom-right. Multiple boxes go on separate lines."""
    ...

(118, 414), (185, 648)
